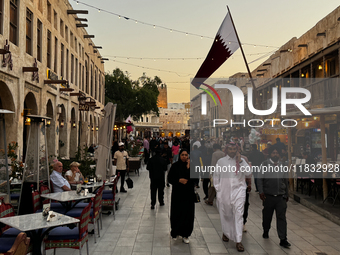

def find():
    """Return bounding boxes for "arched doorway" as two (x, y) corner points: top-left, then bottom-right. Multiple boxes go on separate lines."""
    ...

(23, 92), (38, 161)
(58, 104), (67, 157)
(69, 108), (77, 158)
(46, 99), (55, 157)
(0, 82), (16, 158)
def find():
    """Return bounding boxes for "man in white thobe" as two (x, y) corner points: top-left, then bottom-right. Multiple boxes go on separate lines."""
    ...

(214, 142), (251, 252)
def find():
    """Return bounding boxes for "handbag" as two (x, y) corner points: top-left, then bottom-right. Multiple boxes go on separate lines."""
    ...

(126, 177), (133, 189)
(193, 191), (201, 203)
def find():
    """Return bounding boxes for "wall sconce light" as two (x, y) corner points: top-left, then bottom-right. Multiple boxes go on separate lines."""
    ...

(96, 126), (99, 131)
(88, 125), (90, 130)
(305, 122), (309, 127)
(60, 120), (64, 128)
(318, 65), (323, 70)
(259, 93), (263, 96)
(25, 117), (31, 126)
(301, 73), (305, 77)
(313, 117), (318, 120)
(120, 127), (122, 129)
(123, 126), (126, 129)
(46, 120), (51, 127)
(114, 125), (117, 128)
(91, 127), (94, 131)
(72, 122), (76, 128)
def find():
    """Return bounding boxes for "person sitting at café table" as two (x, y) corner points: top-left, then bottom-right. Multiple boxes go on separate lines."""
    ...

(50, 161), (72, 192)
(65, 162), (84, 185)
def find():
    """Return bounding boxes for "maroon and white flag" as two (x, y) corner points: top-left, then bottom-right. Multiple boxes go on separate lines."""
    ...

(192, 12), (239, 88)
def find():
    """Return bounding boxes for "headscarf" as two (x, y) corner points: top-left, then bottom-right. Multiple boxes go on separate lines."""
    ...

(178, 149), (189, 165)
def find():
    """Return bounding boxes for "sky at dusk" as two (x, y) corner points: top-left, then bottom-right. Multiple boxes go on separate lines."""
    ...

(71, 0), (340, 103)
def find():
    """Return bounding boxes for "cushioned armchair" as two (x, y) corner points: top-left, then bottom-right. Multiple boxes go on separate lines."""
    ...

(43, 199), (93, 255)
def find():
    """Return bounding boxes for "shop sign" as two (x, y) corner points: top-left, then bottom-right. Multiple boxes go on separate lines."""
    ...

(47, 70), (58, 80)
(262, 128), (287, 135)
(79, 104), (89, 111)
(325, 115), (337, 124)
(25, 83), (39, 93)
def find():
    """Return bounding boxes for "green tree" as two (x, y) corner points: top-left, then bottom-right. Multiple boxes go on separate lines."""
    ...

(105, 68), (162, 121)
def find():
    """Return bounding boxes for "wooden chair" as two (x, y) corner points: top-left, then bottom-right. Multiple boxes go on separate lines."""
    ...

(102, 173), (120, 220)
(43, 199), (93, 255)
(0, 196), (21, 238)
(0, 232), (30, 255)
(65, 186), (104, 243)
(31, 185), (41, 213)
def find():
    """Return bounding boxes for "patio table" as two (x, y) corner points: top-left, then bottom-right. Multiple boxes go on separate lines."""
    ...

(0, 212), (79, 255)
(41, 190), (95, 213)
(71, 181), (112, 193)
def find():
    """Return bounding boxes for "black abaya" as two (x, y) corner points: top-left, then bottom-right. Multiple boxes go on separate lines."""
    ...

(168, 160), (195, 238)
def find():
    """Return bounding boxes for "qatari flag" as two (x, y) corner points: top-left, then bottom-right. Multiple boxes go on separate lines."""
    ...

(192, 12), (239, 88)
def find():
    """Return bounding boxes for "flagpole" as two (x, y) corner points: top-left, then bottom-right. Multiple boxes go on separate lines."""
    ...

(227, 6), (261, 110)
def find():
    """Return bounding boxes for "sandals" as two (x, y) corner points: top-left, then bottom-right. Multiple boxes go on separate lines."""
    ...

(222, 234), (229, 242)
(236, 243), (244, 252)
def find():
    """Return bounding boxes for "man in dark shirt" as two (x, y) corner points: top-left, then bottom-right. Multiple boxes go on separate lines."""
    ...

(275, 138), (286, 154)
(247, 144), (265, 192)
(258, 145), (291, 248)
(150, 136), (159, 157)
(147, 149), (167, 209)
(162, 142), (173, 187)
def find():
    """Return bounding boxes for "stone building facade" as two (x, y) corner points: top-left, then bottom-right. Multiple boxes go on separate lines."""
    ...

(157, 85), (167, 109)
(0, 0), (105, 159)
(190, 5), (340, 160)
(159, 103), (190, 137)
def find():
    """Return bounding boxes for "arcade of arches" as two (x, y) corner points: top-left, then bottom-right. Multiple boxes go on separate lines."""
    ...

(0, 82), (103, 161)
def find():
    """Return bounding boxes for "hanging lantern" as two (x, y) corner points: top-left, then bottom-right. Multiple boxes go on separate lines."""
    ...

(60, 120), (64, 128)
(25, 117), (31, 126)
(46, 120), (51, 127)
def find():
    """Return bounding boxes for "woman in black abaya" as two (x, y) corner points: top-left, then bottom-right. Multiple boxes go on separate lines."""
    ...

(168, 149), (195, 244)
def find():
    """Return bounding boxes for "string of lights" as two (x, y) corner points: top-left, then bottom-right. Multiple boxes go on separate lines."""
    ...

(108, 59), (194, 77)
(107, 49), (277, 77)
(102, 51), (276, 60)
(73, 0), (279, 49)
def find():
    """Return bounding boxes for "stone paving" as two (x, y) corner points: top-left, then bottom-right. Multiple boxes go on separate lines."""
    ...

(46, 165), (340, 255)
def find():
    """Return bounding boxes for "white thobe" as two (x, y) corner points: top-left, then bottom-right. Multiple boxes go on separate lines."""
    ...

(214, 155), (251, 243)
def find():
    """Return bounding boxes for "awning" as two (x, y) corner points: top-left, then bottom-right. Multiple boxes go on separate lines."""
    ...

(285, 106), (340, 117)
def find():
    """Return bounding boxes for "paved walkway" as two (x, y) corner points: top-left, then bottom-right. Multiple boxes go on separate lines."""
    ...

(47, 165), (340, 255)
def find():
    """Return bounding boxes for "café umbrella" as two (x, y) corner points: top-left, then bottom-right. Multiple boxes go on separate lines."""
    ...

(96, 103), (116, 179)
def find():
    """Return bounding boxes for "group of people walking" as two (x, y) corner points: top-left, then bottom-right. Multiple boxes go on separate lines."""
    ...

(143, 135), (291, 252)
(111, 135), (291, 252)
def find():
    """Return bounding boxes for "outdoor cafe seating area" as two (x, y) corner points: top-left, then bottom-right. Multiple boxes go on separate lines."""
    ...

(0, 176), (120, 255)
(293, 158), (340, 207)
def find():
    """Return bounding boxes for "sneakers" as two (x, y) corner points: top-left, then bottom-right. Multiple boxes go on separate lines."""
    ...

(182, 237), (189, 244)
(172, 235), (178, 241)
(120, 189), (127, 193)
(243, 225), (247, 232)
(160, 203), (165, 206)
(262, 231), (269, 239)
(279, 239), (291, 248)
